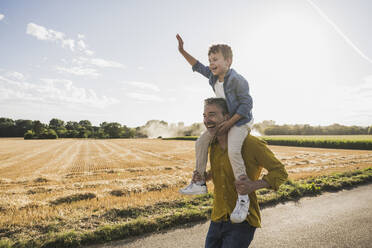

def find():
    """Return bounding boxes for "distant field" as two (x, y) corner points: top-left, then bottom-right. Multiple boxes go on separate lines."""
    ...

(0, 138), (371, 246)
(260, 135), (372, 141)
(165, 135), (372, 150)
(261, 135), (372, 150)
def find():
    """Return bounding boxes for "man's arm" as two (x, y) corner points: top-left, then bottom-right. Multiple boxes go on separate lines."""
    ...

(236, 138), (288, 194)
(235, 176), (270, 195)
(176, 34), (197, 67)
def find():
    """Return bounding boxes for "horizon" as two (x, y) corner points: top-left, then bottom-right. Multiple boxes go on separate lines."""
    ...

(1, 0), (371, 127)
(1, 115), (371, 129)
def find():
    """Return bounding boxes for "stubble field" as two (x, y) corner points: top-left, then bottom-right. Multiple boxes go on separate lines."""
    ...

(1, 138), (372, 244)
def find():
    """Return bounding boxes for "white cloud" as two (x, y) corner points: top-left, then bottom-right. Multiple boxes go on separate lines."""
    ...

(0, 75), (118, 108)
(85, 50), (94, 56)
(78, 34), (85, 39)
(27, 23), (63, 41)
(26, 23), (75, 51)
(0, 14), (4, 21)
(127, 81), (160, 92)
(72, 57), (125, 69)
(56, 56), (125, 77)
(62, 39), (75, 51)
(77, 40), (86, 50)
(6, 71), (25, 81)
(56, 66), (100, 77)
(90, 58), (125, 69)
(363, 74), (372, 84)
(126, 92), (164, 102)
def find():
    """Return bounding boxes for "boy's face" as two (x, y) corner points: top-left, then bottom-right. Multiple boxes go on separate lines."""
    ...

(208, 51), (231, 78)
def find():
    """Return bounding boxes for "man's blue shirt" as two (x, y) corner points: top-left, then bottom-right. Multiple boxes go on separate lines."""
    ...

(192, 61), (253, 126)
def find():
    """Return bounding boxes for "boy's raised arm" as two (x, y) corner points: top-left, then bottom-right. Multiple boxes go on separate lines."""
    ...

(176, 34), (197, 67)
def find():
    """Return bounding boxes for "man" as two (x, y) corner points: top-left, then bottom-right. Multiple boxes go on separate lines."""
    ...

(194, 98), (288, 248)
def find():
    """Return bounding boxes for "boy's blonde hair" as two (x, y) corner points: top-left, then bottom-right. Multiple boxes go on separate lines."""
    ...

(208, 44), (233, 63)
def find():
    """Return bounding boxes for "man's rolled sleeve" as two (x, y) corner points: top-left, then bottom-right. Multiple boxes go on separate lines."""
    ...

(254, 140), (288, 191)
(262, 166), (288, 191)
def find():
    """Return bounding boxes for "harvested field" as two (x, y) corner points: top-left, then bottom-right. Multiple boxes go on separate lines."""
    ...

(0, 138), (371, 243)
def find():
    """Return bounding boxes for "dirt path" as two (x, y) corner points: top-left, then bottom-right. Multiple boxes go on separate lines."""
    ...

(90, 184), (372, 248)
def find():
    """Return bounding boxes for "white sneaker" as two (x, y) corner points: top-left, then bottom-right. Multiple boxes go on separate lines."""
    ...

(179, 182), (207, 195)
(230, 198), (250, 223)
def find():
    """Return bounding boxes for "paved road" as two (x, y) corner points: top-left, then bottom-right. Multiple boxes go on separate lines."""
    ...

(90, 184), (372, 248)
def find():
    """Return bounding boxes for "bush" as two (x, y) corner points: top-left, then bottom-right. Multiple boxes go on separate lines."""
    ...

(39, 129), (58, 139)
(24, 130), (35, 139)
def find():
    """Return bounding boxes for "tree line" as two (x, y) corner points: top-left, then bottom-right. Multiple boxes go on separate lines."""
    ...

(253, 120), (372, 135)
(0, 117), (204, 139)
(1, 117), (371, 139)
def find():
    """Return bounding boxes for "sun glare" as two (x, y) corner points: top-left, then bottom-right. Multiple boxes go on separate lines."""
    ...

(252, 11), (332, 77)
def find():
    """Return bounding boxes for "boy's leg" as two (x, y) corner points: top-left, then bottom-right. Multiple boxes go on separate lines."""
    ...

(227, 125), (251, 223)
(195, 130), (213, 179)
(179, 130), (212, 195)
(227, 125), (250, 180)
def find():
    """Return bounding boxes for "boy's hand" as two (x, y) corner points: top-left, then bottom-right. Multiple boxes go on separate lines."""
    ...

(176, 34), (184, 53)
(217, 120), (233, 135)
(176, 34), (197, 66)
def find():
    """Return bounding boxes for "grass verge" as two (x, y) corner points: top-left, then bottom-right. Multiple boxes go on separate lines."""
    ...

(260, 136), (372, 150)
(1, 167), (371, 248)
(163, 135), (372, 150)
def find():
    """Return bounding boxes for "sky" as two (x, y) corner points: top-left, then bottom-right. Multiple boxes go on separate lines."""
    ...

(0, 0), (371, 127)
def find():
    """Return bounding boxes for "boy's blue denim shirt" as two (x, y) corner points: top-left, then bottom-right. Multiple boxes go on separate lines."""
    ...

(192, 61), (253, 126)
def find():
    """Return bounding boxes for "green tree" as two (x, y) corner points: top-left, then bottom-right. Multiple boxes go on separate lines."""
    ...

(49, 118), (65, 130)
(24, 130), (35, 139)
(15, 119), (33, 137)
(0, 117), (15, 137)
(65, 121), (80, 130)
(39, 129), (58, 139)
(79, 120), (92, 130)
(101, 122), (122, 138)
(32, 120), (46, 136)
(55, 126), (68, 138)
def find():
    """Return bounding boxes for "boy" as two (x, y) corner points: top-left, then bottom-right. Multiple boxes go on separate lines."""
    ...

(176, 34), (254, 223)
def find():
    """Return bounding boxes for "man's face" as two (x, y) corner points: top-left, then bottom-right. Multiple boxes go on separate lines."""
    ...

(208, 51), (231, 78)
(203, 103), (228, 136)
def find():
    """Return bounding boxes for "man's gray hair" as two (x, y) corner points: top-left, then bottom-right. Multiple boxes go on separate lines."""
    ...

(204, 98), (229, 115)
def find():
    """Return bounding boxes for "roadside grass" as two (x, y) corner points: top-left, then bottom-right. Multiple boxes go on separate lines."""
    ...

(1, 167), (371, 248)
(260, 135), (372, 150)
(163, 136), (198, 141)
(164, 135), (372, 150)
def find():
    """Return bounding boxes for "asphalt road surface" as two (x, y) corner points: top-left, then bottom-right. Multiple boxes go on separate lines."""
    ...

(90, 184), (372, 248)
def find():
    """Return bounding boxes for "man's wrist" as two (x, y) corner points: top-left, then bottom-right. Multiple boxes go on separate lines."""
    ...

(253, 180), (270, 191)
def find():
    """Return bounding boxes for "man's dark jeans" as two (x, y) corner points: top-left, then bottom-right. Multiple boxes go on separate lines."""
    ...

(205, 220), (256, 248)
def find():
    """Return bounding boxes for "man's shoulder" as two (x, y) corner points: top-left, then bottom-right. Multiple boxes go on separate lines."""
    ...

(243, 135), (268, 150)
